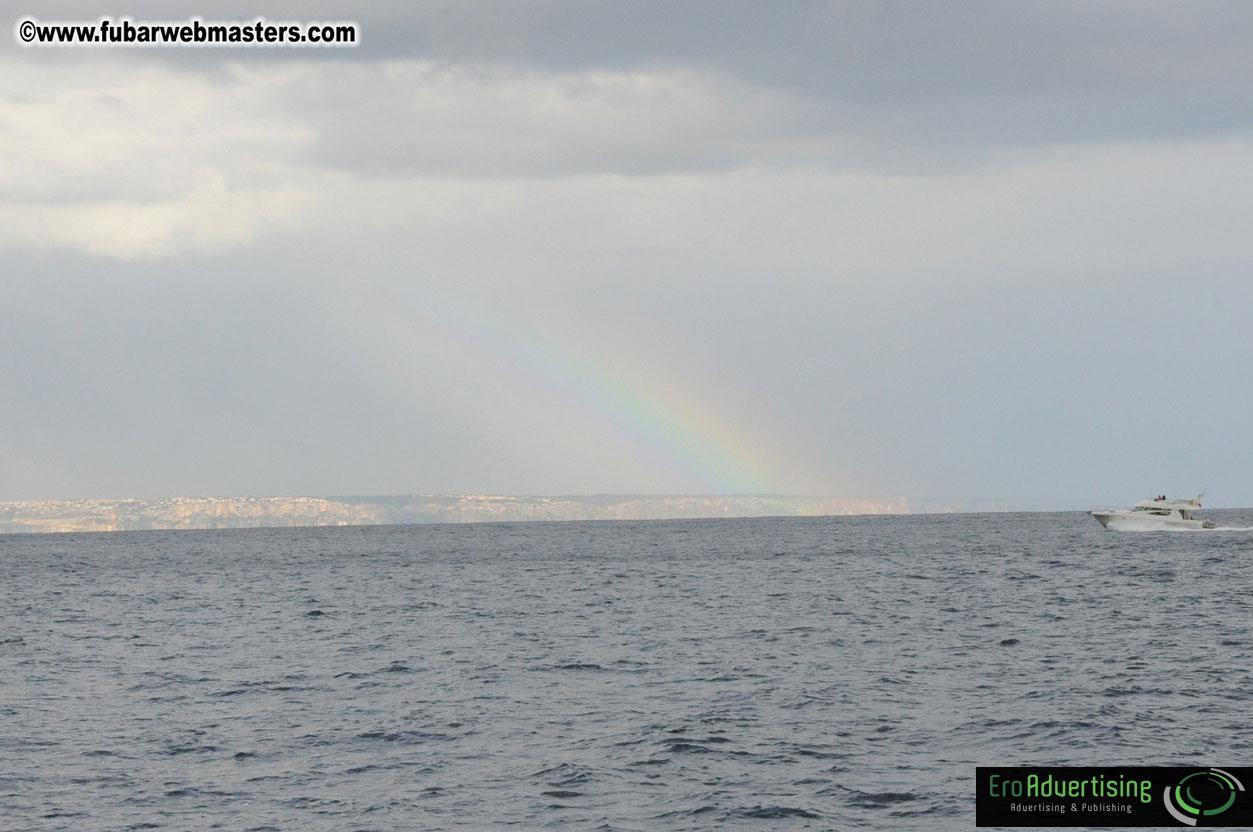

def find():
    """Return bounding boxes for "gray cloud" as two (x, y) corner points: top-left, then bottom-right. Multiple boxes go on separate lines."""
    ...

(17, 1), (1253, 170)
(4, 2), (1253, 505)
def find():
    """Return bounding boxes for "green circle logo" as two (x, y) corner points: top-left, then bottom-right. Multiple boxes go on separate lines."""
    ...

(1164, 769), (1244, 826)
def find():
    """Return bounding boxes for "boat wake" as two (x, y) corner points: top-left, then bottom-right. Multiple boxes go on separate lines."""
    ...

(1106, 523), (1253, 533)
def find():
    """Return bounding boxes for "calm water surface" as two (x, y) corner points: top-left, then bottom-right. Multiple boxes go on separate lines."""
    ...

(2, 512), (1251, 830)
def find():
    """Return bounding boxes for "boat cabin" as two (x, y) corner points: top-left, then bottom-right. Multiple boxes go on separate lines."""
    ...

(1130, 499), (1199, 520)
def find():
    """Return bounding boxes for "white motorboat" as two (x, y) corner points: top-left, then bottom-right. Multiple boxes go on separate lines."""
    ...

(1091, 493), (1215, 530)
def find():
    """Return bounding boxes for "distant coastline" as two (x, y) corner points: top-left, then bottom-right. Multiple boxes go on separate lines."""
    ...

(0, 494), (936, 534)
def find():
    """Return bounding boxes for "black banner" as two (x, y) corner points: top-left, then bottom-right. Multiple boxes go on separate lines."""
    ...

(976, 767), (1253, 827)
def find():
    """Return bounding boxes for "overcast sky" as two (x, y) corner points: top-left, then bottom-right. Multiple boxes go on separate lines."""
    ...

(3, 2), (1252, 507)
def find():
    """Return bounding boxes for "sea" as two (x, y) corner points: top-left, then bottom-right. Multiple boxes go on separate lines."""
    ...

(2, 510), (1251, 831)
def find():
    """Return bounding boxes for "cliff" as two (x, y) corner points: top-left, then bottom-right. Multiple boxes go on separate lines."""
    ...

(0, 494), (911, 533)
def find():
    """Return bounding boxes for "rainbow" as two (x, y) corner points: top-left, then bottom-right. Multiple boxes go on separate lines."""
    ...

(351, 283), (806, 493)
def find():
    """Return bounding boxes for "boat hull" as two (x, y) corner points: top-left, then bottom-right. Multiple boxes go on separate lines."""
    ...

(1091, 510), (1215, 531)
